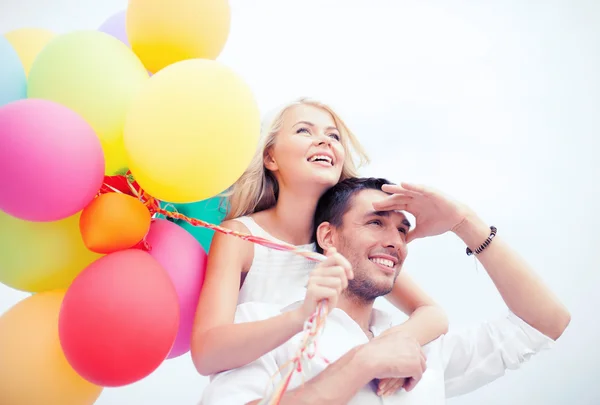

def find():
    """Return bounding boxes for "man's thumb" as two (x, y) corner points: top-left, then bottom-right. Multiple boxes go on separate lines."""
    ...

(406, 229), (421, 244)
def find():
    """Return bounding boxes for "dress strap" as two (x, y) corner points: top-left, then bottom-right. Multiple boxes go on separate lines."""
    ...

(231, 216), (269, 238)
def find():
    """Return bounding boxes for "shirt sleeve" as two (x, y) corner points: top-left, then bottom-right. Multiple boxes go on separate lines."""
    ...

(200, 302), (284, 405)
(440, 310), (556, 398)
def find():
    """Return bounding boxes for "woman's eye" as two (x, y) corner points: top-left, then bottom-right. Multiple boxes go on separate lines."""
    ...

(296, 128), (310, 134)
(329, 133), (340, 141)
(398, 228), (407, 234)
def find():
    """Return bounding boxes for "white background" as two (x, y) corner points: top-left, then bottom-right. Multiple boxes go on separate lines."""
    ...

(1, 1), (599, 404)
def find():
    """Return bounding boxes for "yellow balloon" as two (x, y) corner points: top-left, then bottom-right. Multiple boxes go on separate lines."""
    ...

(28, 30), (149, 175)
(126, 0), (231, 73)
(0, 290), (103, 405)
(4, 28), (55, 76)
(124, 59), (261, 203)
(0, 210), (102, 293)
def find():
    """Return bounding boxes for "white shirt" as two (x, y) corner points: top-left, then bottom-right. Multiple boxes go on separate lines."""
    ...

(201, 301), (555, 405)
(233, 216), (316, 307)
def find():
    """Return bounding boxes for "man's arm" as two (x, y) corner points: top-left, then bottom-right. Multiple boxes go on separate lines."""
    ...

(200, 303), (376, 405)
(453, 213), (571, 340)
(438, 213), (571, 397)
(245, 346), (373, 405)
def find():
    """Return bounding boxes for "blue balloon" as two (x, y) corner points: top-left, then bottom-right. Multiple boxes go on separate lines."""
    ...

(0, 37), (26, 107)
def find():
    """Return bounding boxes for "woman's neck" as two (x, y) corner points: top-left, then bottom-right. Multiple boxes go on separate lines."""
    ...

(255, 187), (322, 246)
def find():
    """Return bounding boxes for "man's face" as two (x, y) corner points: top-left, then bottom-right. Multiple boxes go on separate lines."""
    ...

(333, 189), (410, 302)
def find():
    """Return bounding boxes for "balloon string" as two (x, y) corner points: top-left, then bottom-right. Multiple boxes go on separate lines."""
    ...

(98, 179), (329, 405)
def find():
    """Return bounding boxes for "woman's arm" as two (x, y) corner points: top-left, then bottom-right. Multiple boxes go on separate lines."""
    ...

(190, 219), (305, 376)
(375, 272), (448, 395)
(384, 271), (449, 345)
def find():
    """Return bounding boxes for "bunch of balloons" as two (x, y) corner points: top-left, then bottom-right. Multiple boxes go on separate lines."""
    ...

(0, 1), (261, 404)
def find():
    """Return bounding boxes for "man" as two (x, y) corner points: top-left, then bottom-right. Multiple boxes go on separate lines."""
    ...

(201, 177), (570, 404)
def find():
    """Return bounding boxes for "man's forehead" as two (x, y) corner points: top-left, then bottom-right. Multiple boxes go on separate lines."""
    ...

(347, 189), (410, 224)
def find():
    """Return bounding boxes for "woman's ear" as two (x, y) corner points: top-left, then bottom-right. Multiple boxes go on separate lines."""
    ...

(263, 149), (278, 171)
(316, 222), (336, 252)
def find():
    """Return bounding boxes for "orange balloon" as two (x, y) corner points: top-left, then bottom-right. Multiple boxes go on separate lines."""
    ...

(80, 193), (151, 253)
(0, 290), (103, 405)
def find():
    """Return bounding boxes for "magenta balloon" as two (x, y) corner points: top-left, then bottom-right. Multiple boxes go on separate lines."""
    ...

(145, 219), (207, 359)
(98, 10), (129, 47)
(0, 99), (105, 222)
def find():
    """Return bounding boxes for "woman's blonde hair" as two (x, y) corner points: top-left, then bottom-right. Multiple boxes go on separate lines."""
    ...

(220, 97), (370, 220)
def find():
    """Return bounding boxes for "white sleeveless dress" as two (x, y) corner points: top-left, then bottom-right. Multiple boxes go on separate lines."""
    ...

(233, 216), (317, 308)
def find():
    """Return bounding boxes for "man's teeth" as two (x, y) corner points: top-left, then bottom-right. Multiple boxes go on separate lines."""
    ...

(370, 258), (394, 268)
(308, 155), (333, 165)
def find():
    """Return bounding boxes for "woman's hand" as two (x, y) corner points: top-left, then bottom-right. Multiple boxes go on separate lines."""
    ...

(293, 247), (353, 322)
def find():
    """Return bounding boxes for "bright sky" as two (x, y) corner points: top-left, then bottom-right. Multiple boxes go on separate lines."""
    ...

(1, 1), (599, 404)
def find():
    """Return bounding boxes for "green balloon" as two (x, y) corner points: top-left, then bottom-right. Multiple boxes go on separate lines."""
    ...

(160, 196), (228, 252)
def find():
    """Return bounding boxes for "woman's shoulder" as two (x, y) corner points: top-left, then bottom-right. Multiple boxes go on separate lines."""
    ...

(208, 217), (255, 272)
(219, 216), (252, 232)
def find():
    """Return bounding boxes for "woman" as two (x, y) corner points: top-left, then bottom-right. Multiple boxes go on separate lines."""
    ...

(191, 98), (448, 396)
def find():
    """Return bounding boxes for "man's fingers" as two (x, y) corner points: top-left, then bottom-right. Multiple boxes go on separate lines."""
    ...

(403, 377), (418, 392)
(399, 182), (432, 195)
(381, 183), (423, 198)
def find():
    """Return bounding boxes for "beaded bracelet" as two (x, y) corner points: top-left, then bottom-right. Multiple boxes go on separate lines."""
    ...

(466, 226), (497, 256)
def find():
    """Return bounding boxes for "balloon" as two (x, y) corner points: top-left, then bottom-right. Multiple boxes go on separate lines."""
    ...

(126, 0), (231, 73)
(0, 290), (103, 405)
(4, 28), (55, 76)
(165, 196), (227, 252)
(59, 249), (179, 386)
(28, 30), (149, 175)
(0, 36), (26, 107)
(0, 99), (105, 222)
(80, 193), (151, 254)
(0, 210), (102, 293)
(124, 59), (261, 203)
(146, 219), (207, 359)
(98, 10), (129, 47)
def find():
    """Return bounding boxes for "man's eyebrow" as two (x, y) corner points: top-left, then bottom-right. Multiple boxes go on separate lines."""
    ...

(364, 210), (411, 228)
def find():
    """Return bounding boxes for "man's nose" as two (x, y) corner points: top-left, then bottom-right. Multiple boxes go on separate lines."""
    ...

(383, 230), (405, 250)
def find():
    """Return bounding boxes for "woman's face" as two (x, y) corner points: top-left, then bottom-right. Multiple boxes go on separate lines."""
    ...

(265, 104), (347, 191)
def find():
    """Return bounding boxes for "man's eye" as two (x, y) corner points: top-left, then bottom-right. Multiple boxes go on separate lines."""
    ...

(368, 220), (382, 226)
(398, 228), (407, 234)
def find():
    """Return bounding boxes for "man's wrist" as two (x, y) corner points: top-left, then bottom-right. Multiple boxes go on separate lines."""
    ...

(451, 212), (491, 250)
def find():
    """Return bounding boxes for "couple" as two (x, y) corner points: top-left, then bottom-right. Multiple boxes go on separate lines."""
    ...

(200, 176), (570, 403)
(192, 99), (570, 403)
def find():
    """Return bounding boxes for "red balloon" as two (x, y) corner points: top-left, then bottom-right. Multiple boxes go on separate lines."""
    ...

(58, 250), (179, 387)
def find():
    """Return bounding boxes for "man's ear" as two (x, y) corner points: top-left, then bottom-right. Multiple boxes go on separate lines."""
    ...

(316, 222), (336, 253)
(263, 149), (278, 171)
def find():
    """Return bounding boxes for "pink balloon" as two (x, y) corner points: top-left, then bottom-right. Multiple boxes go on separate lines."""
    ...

(0, 99), (105, 222)
(145, 219), (207, 359)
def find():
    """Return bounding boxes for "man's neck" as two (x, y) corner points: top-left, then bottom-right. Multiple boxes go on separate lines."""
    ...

(260, 185), (322, 245)
(336, 294), (376, 337)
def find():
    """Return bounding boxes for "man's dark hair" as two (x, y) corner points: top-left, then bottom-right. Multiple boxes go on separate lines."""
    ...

(312, 177), (394, 253)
